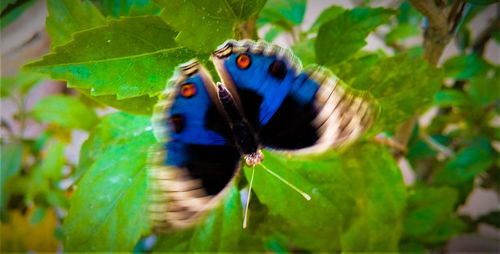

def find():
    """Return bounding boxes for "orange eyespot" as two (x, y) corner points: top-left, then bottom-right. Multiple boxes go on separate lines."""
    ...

(236, 53), (251, 69)
(180, 83), (196, 98)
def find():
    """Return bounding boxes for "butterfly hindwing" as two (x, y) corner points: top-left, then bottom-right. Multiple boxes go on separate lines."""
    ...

(150, 61), (241, 231)
(212, 40), (378, 153)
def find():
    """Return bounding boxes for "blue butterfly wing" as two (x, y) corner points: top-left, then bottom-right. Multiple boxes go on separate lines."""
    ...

(150, 61), (241, 230)
(213, 40), (378, 153)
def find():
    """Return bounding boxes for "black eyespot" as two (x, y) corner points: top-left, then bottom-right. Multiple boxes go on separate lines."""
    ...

(268, 60), (287, 79)
(169, 114), (184, 133)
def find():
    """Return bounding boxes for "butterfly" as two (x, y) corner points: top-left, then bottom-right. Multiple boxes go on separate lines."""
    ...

(149, 40), (378, 232)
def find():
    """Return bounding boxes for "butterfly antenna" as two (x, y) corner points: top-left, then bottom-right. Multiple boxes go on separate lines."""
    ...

(243, 165), (255, 229)
(260, 163), (311, 201)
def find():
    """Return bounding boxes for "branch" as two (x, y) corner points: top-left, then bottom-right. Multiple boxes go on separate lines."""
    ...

(236, 16), (258, 40)
(420, 133), (455, 158)
(408, 0), (466, 65)
(391, 1), (466, 158)
(472, 16), (500, 55)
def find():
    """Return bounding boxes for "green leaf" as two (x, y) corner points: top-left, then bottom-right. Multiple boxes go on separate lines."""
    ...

(44, 0), (158, 113)
(465, 0), (500, 4)
(39, 140), (65, 182)
(154, 185), (266, 252)
(434, 89), (468, 107)
(434, 146), (493, 186)
(457, 26), (471, 51)
(315, 8), (397, 65)
(259, 0), (306, 29)
(493, 29), (500, 44)
(63, 113), (154, 251)
(263, 26), (284, 42)
(385, 23), (419, 44)
(443, 54), (493, 79)
(0, 0), (36, 29)
(76, 87), (157, 115)
(45, 0), (106, 48)
(309, 5), (345, 33)
(29, 207), (47, 225)
(24, 16), (197, 99)
(477, 210), (500, 228)
(348, 54), (443, 133)
(397, 1), (422, 25)
(75, 112), (153, 182)
(94, 0), (161, 17)
(0, 71), (45, 97)
(0, 0), (16, 13)
(1, 142), (23, 219)
(328, 52), (380, 86)
(291, 38), (315, 66)
(0, 143), (23, 184)
(465, 72), (500, 106)
(155, 0), (266, 52)
(31, 95), (99, 131)
(403, 186), (465, 244)
(244, 143), (406, 251)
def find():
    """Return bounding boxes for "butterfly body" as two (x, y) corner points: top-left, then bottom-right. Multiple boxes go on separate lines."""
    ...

(149, 40), (378, 231)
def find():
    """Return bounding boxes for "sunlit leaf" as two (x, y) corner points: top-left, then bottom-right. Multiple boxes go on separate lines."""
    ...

(24, 16), (197, 99)
(348, 54), (443, 133)
(76, 87), (157, 115)
(315, 8), (397, 65)
(31, 95), (99, 131)
(263, 26), (284, 42)
(155, 0), (266, 52)
(95, 0), (161, 17)
(309, 5), (345, 33)
(46, 0), (106, 48)
(0, 71), (45, 97)
(443, 54), (493, 79)
(244, 143), (406, 251)
(402, 186), (465, 245)
(385, 23), (419, 44)
(291, 38), (315, 66)
(328, 53), (380, 86)
(259, 0), (306, 31)
(63, 113), (154, 251)
(39, 140), (65, 182)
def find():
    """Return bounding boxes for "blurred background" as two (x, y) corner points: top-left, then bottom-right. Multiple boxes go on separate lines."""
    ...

(1, 0), (499, 252)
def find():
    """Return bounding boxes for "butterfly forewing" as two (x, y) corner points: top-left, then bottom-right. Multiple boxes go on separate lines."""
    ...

(212, 40), (378, 154)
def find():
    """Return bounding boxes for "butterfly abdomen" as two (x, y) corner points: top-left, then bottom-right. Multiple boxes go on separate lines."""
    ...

(217, 84), (259, 156)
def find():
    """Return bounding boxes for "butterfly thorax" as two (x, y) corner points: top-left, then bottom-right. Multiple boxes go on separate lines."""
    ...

(217, 83), (263, 166)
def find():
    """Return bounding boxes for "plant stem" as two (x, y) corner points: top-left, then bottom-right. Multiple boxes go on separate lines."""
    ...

(408, 0), (466, 65)
(472, 15), (500, 55)
(393, 0), (466, 158)
(236, 16), (258, 40)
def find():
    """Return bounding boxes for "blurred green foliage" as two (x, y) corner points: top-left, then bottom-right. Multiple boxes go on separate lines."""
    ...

(1, 0), (498, 252)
